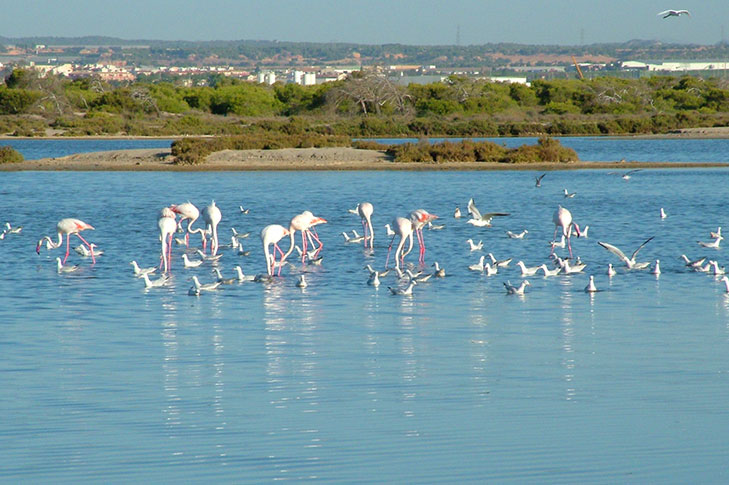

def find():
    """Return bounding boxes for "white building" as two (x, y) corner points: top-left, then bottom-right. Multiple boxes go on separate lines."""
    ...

(303, 72), (316, 86)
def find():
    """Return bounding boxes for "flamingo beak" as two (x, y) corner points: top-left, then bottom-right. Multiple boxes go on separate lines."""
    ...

(35, 243), (41, 254)
(315, 217), (327, 224)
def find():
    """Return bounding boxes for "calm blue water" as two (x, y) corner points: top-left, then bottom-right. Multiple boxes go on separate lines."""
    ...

(2, 141), (729, 482)
(0, 138), (173, 161)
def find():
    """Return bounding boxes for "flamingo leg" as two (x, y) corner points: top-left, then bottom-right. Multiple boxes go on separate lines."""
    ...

(385, 235), (396, 269)
(63, 233), (72, 264)
(76, 233), (96, 265)
(309, 227), (323, 256)
(566, 234), (573, 259)
(301, 230), (308, 263)
(273, 243), (285, 276)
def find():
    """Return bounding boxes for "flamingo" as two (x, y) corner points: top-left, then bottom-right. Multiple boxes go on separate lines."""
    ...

(552, 205), (574, 258)
(357, 202), (374, 248)
(158, 207), (177, 273)
(409, 209), (438, 264)
(385, 217), (413, 271)
(170, 202), (206, 248)
(36, 218), (96, 265)
(202, 201), (222, 255)
(284, 211), (328, 263)
(261, 224), (290, 276)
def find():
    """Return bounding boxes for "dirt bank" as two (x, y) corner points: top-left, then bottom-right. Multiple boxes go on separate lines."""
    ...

(1, 146), (727, 171)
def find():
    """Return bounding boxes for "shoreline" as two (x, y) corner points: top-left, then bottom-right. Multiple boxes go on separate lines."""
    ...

(1, 146), (727, 172)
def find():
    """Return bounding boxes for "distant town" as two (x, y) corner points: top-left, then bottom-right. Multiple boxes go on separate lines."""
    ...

(2, 37), (729, 87)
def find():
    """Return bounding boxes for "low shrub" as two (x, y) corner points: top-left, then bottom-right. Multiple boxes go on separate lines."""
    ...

(0, 145), (24, 163)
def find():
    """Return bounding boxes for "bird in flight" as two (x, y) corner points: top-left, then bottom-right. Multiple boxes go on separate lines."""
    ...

(466, 198), (510, 227)
(535, 173), (546, 187)
(657, 9), (690, 19)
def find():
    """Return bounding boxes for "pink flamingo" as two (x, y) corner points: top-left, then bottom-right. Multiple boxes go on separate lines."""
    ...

(283, 211), (328, 263)
(358, 202), (374, 249)
(170, 201), (205, 248)
(409, 209), (438, 264)
(552, 205), (574, 258)
(36, 218), (96, 264)
(261, 224), (290, 276)
(385, 217), (413, 270)
(202, 200), (222, 255)
(158, 207), (177, 273)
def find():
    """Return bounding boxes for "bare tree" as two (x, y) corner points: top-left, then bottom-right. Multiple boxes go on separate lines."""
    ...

(329, 70), (411, 115)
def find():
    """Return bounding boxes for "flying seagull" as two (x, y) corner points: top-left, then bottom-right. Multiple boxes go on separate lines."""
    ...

(466, 198), (510, 227)
(598, 236), (655, 270)
(658, 9), (690, 18)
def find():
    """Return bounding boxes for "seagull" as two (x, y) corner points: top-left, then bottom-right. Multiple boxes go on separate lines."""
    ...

(239, 206), (250, 214)
(389, 280), (417, 295)
(484, 262), (499, 276)
(407, 269), (433, 283)
(469, 255), (486, 272)
(233, 266), (256, 282)
(488, 253), (512, 268)
(550, 235), (567, 250)
(598, 236), (655, 270)
(213, 268), (237, 284)
(563, 188), (576, 199)
(191, 275), (221, 291)
(4, 222), (22, 234)
(454, 207), (462, 219)
(710, 227), (722, 239)
(709, 260), (726, 276)
(535, 173), (546, 187)
(506, 230), (528, 239)
(504, 280), (530, 295)
(231, 227), (250, 239)
(721, 276), (729, 293)
(347, 205), (360, 215)
(75, 243), (103, 258)
(364, 264), (390, 278)
(296, 274), (308, 288)
(698, 235), (723, 249)
(466, 238), (483, 251)
(660, 208), (667, 219)
(142, 273), (169, 288)
(56, 257), (80, 273)
(466, 198), (510, 227)
(607, 263), (617, 277)
(584, 275), (598, 293)
(572, 224), (589, 238)
(516, 261), (541, 277)
(562, 259), (587, 274)
(427, 221), (445, 230)
(610, 169), (642, 181)
(681, 254), (706, 269)
(130, 260), (157, 277)
(652, 259), (661, 276)
(432, 261), (446, 278)
(196, 249), (222, 262)
(540, 264), (562, 277)
(182, 253), (204, 268)
(658, 9), (690, 18)
(384, 224), (396, 237)
(367, 271), (381, 287)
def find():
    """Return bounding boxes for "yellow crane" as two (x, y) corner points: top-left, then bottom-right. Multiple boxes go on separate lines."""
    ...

(572, 56), (585, 80)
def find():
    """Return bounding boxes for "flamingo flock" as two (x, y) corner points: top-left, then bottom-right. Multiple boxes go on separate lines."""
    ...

(21, 175), (729, 300)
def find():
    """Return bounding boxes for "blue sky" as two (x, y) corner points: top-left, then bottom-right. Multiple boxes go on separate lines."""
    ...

(2, 0), (727, 45)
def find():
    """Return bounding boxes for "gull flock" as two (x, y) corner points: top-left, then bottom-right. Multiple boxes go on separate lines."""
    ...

(12, 174), (728, 300)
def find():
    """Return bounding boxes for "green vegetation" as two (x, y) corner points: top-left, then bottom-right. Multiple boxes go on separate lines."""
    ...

(0, 145), (24, 163)
(3, 68), (729, 138)
(172, 134), (577, 165)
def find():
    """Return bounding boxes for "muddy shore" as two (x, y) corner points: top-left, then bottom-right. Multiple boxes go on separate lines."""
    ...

(1, 145), (727, 172)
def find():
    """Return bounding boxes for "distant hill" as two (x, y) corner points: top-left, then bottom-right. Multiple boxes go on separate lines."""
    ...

(2, 37), (729, 67)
